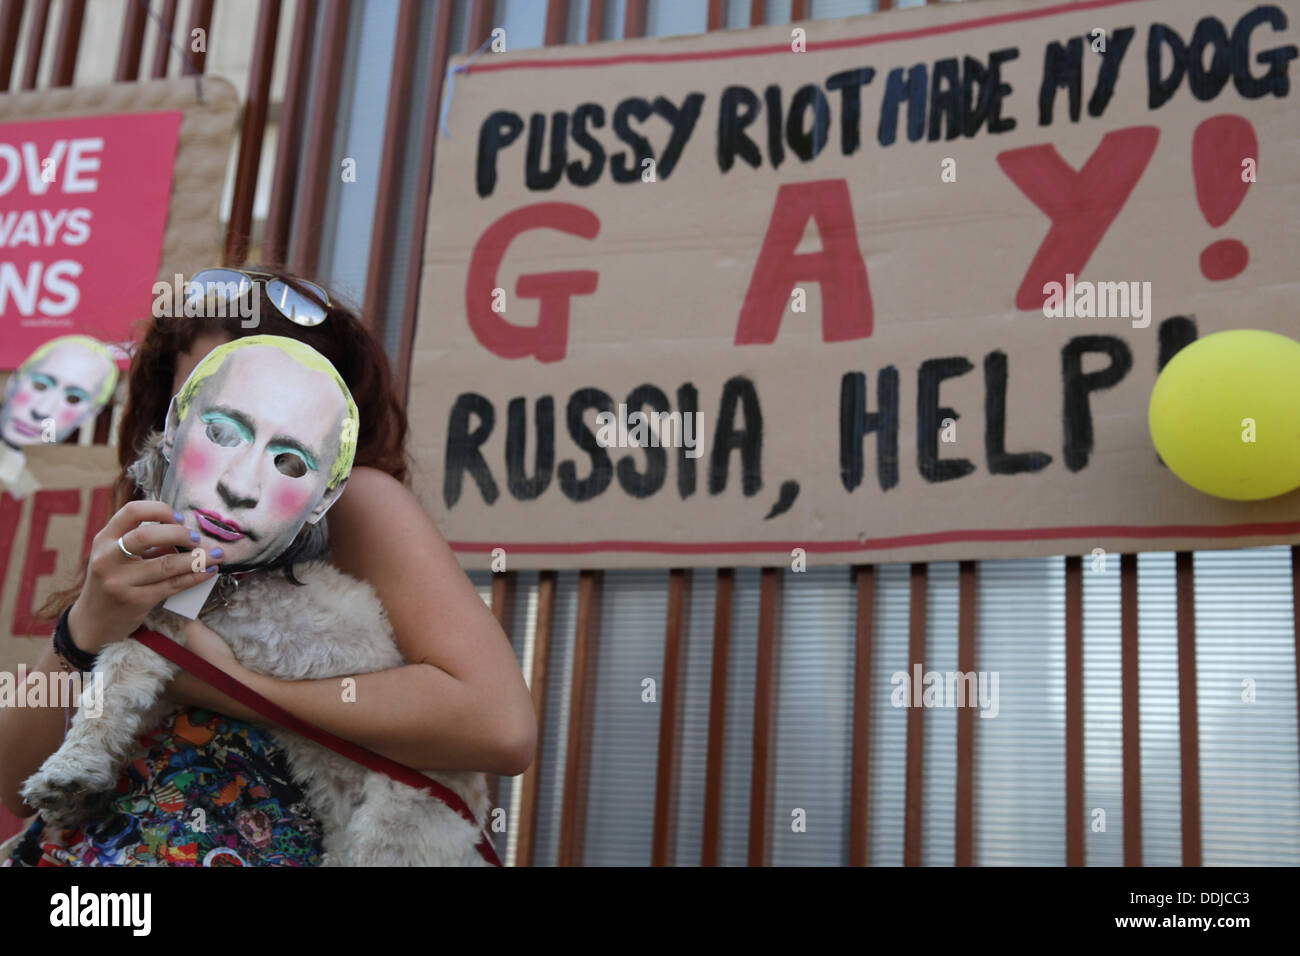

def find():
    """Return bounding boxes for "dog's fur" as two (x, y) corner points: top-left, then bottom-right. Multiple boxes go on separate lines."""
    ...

(21, 432), (491, 866)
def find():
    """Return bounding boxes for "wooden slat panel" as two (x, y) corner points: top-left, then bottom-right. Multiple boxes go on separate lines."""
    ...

(747, 566), (782, 866)
(585, 0), (603, 43)
(791, 0), (808, 22)
(515, 569), (556, 868)
(468, 0), (492, 48)
(490, 571), (514, 629)
(651, 568), (689, 865)
(1294, 546), (1300, 802)
(49, 0), (83, 87)
(1294, 545), (1300, 805)
(624, 0), (646, 39)
(360, 0), (420, 335)
(750, 0), (764, 28)
(707, 0), (724, 31)
(1175, 550), (1201, 866)
(849, 563), (875, 866)
(1120, 552), (1141, 866)
(485, 570), (516, 813)
(262, 0), (315, 264)
(903, 562), (926, 866)
(700, 567), (733, 865)
(1064, 554), (1084, 866)
(557, 569), (601, 866)
(0, 0), (23, 92)
(1066, 554), (1086, 868)
(543, 0), (567, 45)
(955, 559), (976, 866)
(393, 0), (451, 399)
(148, 0), (177, 79)
(183, 0), (215, 75)
(223, 0), (281, 267)
(113, 0), (148, 82)
(288, 0), (350, 276)
(19, 0), (49, 89)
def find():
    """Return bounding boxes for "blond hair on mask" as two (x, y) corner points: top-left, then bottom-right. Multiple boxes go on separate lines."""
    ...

(174, 335), (358, 490)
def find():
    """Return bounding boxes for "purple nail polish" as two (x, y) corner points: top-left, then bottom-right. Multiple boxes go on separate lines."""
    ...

(210, 548), (224, 560)
(174, 510), (183, 523)
(190, 531), (200, 543)
(206, 564), (219, 573)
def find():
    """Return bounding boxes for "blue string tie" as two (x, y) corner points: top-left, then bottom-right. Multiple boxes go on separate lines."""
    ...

(439, 35), (495, 139)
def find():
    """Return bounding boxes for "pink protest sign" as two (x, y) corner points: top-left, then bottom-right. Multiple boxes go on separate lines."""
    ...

(0, 110), (182, 368)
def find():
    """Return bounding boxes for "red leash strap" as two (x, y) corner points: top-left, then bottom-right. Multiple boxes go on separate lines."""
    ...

(131, 628), (502, 867)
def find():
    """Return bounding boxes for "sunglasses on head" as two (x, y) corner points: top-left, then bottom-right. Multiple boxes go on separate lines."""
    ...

(186, 268), (332, 328)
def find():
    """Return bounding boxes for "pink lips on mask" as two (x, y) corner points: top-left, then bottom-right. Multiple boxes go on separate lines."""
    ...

(8, 420), (41, 439)
(193, 508), (247, 542)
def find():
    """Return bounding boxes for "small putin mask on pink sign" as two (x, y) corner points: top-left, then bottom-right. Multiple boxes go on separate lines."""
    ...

(1, 334), (119, 448)
(159, 335), (359, 579)
(0, 335), (120, 497)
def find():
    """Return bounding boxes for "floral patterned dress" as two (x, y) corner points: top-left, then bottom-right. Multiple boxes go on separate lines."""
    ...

(3, 707), (324, 867)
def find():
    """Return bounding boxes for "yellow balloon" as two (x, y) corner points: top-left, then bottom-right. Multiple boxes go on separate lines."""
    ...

(1149, 329), (1300, 500)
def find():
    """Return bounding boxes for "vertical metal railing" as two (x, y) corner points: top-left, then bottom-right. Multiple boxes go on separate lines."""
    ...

(223, 0), (280, 267)
(0, 1), (24, 91)
(148, 0), (177, 79)
(263, 0), (316, 266)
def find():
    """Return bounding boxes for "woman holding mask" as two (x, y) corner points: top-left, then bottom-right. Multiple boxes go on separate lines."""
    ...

(0, 267), (535, 866)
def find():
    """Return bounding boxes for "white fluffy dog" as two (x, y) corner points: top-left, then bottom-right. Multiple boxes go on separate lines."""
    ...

(21, 433), (492, 866)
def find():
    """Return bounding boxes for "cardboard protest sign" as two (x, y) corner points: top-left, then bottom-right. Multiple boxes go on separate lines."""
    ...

(410, 0), (1300, 569)
(0, 446), (118, 673)
(0, 77), (239, 368)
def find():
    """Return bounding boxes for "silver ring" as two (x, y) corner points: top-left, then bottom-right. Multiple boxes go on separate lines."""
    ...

(117, 536), (138, 559)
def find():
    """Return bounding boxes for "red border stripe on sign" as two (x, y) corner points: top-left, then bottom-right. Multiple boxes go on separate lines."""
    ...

(447, 520), (1300, 555)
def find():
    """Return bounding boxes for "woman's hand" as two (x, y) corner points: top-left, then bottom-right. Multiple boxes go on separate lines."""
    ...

(67, 500), (224, 654)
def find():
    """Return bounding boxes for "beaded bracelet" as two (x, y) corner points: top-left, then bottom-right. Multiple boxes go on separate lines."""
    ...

(51, 606), (98, 673)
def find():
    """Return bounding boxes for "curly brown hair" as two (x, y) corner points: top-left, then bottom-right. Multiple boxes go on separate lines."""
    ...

(39, 265), (410, 622)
